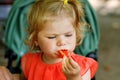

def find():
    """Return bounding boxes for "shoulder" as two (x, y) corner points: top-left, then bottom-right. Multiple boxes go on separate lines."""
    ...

(21, 52), (41, 62)
(21, 52), (41, 78)
(21, 52), (41, 66)
(22, 52), (40, 58)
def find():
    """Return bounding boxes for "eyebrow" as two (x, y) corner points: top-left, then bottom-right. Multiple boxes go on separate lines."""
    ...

(45, 30), (74, 35)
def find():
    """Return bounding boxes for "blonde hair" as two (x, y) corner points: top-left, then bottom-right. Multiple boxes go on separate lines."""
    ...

(27, 0), (87, 50)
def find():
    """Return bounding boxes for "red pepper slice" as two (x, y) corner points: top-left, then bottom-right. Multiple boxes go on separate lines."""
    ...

(58, 49), (69, 58)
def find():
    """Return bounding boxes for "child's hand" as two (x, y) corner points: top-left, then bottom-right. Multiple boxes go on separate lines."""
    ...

(0, 66), (14, 80)
(62, 56), (82, 80)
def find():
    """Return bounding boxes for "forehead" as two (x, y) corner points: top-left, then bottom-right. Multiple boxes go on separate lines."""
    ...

(39, 16), (75, 34)
(41, 15), (74, 28)
(43, 13), (74, 22)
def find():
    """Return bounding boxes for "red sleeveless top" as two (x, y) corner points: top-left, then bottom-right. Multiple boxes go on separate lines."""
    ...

(21, 52), (98, 80)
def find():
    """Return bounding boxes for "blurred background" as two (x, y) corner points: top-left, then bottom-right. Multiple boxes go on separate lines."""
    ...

(89, 0), (120, 80)
(0, 0), (120, 80)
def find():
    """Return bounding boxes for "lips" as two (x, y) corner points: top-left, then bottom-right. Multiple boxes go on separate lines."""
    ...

(57, 49), (70, 58)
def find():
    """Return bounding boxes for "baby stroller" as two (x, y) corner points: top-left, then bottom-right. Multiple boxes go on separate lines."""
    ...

(4, 0), (100, 79)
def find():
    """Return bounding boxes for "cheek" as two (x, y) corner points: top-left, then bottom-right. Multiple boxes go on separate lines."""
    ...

(38, 40), (56, 52)
(69, 34), (76, 50)
(70, 33), (76, 44)
(70, 38), (76, 47)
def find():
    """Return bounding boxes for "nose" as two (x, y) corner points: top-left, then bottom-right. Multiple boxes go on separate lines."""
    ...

(57, 37), (66, 46)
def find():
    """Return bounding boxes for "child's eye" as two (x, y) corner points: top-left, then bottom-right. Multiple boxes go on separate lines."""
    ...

(47, 36), (56, 39)
(65, 34), (72, 37)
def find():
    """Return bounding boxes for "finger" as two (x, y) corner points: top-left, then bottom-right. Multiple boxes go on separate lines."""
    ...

(62, 56), (70, 73)
(64, 57), (73, 70)
(69, 57), (79, 69)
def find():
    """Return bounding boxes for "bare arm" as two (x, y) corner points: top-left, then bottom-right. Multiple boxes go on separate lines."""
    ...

(0, 66), (26, 80)
(0, 66), (14, 80)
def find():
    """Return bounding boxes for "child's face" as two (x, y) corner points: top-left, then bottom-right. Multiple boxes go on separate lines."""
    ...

(36, 17), (76, 59)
